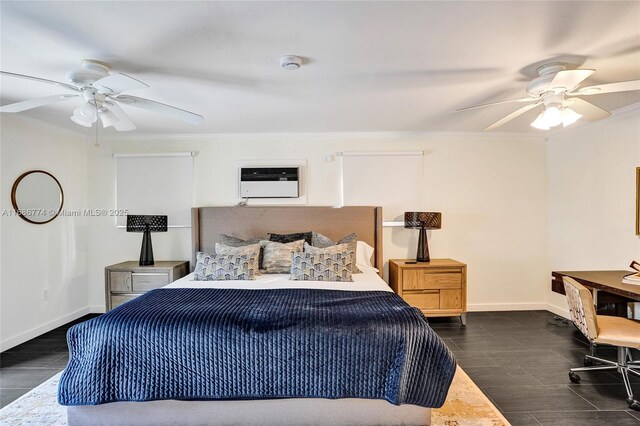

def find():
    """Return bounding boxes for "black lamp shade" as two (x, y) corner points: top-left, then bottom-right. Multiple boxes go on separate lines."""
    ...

(404, 212), (442, 262)
(126, 215), (167, 266)
(126, 215), (168, 232)
(404, 212), (442, 229)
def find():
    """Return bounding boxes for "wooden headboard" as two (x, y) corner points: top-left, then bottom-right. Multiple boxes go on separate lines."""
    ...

(191, 206), (383, 276)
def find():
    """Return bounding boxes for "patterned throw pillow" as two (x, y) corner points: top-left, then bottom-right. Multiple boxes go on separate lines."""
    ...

(261, 240), (305, 273)
(290, 252), (354, 282)
(305, 234), (361, 273)
(268, 232), (313, 245)
(303, 242), (361, 274)
(335, 233), (361, 273)
(219, 235), (267, 269)
(193, 251), (258, 281)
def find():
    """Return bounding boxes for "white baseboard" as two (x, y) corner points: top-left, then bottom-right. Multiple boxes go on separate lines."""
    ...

(89, 305), (106, 314)
(0, 307), (91, 352)
(467, 302), (550, 312)
(544, 303), (570, 319)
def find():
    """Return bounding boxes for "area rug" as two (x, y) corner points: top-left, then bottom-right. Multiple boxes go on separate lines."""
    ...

(432, 367), (510, 426)
(0, 367), (508, 425)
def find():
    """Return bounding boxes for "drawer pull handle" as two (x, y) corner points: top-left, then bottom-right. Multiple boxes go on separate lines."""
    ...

(132, 273), (167, 277)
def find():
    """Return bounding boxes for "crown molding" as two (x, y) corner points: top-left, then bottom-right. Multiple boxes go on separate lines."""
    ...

(611, 101), (640, 116)
(8, 102), (637, 143)
(99, 130), (546, 143)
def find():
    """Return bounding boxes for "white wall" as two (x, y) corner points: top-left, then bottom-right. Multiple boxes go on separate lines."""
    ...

(3, 108), (635, 348)
(0, 116), (89, 350)
(86, 133), (549, 312)
(547, 109), (640, 314)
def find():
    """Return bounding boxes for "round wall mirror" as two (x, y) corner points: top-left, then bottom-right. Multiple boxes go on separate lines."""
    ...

(11, 170), (64, 224)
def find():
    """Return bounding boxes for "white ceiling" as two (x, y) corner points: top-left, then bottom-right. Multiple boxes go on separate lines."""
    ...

(1, 1), (639, 136)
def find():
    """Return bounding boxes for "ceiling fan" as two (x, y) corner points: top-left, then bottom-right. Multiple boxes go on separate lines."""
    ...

(0, 59), (204, 131)
(458, 63), (640, 131)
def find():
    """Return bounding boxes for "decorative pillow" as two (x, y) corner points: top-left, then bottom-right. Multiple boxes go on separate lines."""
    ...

(336, 232), (357, 247)
(356, 240), (375, 268)
(304, 242), (350, 255)
(268, 231), (313, 245)
(304, 232), (362, 274)
(290, 252), (353, 282)
(215, 242), (260, 257)
(261, 240), (305, 273)
(335, 233), (361, 273)
(311, 231), (335, 248)
(217, 239), (265, 268)
(220, 234), (266, 246)
(303, 242), (360, 273)
(193, 251), (258, 281)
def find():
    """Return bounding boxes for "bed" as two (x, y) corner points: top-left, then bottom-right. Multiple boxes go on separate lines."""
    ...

(61, 206), (455, 425)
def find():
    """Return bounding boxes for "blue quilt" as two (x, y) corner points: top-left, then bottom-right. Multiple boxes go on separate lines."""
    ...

(58, 289), (456, 407)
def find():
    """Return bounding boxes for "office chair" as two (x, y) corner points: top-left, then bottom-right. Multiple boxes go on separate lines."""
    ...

(563, 276), (640, 410)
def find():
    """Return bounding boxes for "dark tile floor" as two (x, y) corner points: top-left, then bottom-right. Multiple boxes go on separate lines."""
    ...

(430, 311), (640, 425)
(0, 311), (639, 425)
(0, 314), (99, 408)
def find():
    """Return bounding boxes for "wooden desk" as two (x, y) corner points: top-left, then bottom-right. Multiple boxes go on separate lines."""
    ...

(552, 270), (640, 317)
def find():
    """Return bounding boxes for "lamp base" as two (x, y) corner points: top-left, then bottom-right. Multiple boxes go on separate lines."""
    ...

(416, 227), (431, 262)
(139, 229), (154, 266)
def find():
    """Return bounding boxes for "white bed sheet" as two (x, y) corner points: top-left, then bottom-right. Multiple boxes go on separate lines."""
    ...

(165, 267), (392, 292)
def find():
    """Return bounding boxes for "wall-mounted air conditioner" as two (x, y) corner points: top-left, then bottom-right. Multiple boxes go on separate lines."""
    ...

(239, 167), (299, 198)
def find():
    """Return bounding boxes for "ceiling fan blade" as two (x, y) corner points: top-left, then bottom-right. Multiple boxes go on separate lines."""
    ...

(457, 97), (538, 112)
(484, 102), (542, 131)
(570, 80), (640, 95)
(93, 73), (149, 95)
(546, 69), (595, 92)
(0, 71), (79, 92)
(104, 101), (137, 131)
(565, 98), (610, 121)
(0, 94), (79, 112)
(114, 95), (203, 125)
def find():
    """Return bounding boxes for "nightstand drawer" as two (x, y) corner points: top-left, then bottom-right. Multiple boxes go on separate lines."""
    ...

(403, 270), (462, 290)
(111, 294), (140, 308)
(132, 273), (169, 291)
(440, 289), (462, 309)
(106, 261), (189, 312)
(110, 271), (132, 292)
(403, 291), (440, 309)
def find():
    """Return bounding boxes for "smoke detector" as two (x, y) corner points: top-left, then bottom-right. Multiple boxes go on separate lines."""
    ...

(280, 55), (302, 71)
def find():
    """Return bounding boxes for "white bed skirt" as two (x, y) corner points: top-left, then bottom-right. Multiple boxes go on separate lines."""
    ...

(67, 398), (431, 425)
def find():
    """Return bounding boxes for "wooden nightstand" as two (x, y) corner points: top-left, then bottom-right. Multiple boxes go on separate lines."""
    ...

(105, 261), (189, 311)
(389, 259), (467, 325)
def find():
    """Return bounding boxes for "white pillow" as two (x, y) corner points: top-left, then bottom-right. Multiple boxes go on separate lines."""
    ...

(356, 241), (375, 268)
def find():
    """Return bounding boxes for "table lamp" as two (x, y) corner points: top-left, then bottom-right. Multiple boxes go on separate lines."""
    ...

(404, 212), (442, 262)
(126, 215), (168, 266)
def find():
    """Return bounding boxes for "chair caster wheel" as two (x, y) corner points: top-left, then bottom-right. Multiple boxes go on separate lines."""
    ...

(583, 357), (595, 367)
(569, 372), (581, 383)
(628, 399), (640, 411)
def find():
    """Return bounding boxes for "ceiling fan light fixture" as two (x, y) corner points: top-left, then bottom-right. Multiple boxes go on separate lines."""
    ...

(71, 103), (98, 127)
(99, 109), (119, 128)
(561, 107), (582, 127)
(543, 105), (563, 127)
(78, 102), (97, 120)
(70, 112), (93, 127)
(530, 112), (550, 130)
